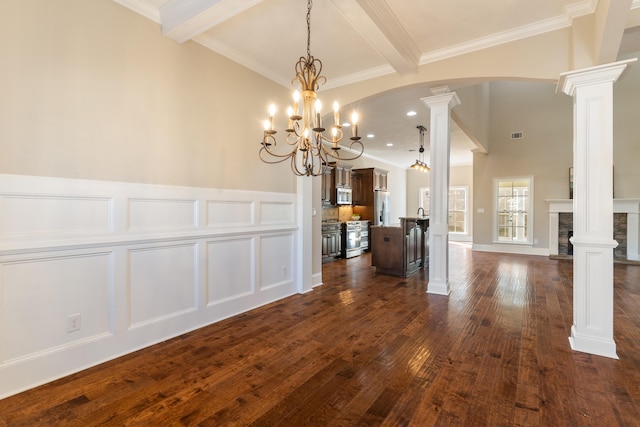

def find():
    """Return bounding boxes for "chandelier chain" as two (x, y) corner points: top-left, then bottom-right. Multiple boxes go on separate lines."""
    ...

(307, 0), (312, 60)
(259, 0), (364, 176)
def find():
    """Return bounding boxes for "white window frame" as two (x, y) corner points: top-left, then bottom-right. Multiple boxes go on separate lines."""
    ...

(448, 186), (468, 235)
(493, 176), (533, 245)
(418, 186), (469, 235)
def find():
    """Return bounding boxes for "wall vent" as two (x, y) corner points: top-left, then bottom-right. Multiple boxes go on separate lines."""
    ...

(510, 131), (523, 140)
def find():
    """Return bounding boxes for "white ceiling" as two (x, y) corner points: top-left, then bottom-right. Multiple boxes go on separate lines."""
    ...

(114, 0), (640, 168)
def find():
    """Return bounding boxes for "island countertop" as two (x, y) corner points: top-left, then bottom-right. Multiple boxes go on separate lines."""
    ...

(398, 216), (430, 221)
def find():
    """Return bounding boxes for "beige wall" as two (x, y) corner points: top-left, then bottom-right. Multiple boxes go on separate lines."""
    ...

(472, 63), (640, 249)
(613, 52), (640, 198)
(453, 83), (491, 153)
(473, 81), (573, 248)
(0, 0), (294, 193)
(406, 169), (429, 215)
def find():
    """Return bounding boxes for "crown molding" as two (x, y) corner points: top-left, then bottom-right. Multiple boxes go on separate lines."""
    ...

(419, 0), (596, 67)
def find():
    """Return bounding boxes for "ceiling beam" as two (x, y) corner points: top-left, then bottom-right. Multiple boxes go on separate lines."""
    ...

(160, 0), (263, 43)
(331, 0), (420, 76)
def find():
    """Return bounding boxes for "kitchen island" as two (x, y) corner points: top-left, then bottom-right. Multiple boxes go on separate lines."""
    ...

(370, 217), (429, 277)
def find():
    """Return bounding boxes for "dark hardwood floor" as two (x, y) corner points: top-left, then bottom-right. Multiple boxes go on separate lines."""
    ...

(2, 243), (640, 426)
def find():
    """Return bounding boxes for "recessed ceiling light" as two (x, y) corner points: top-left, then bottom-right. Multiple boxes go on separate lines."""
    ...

(342, 122), (351, 127)
(406, 110), (417, 116)
(386, 143), (394, 147)
(367, 134), (375, 138)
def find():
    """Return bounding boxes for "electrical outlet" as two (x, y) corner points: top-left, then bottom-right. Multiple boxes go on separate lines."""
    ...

(67, 314), (81, 333)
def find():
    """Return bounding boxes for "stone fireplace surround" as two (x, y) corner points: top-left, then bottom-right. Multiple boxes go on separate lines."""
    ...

(547, 199), (640, 261)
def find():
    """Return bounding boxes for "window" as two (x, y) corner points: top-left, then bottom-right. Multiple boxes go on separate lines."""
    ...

(448, 187), (467, 234)
(419, 186), (468, 234)
(495, 177), (532, 244)
(419, 187), (430, 216)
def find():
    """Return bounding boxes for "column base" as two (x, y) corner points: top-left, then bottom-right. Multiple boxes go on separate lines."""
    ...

(427, 280), (450, 295)
(569, 325), (618, 359)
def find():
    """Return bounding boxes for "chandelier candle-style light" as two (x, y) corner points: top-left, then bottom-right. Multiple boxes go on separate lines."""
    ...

(410, 125), (430, 172)
(259, 0), (364, 176)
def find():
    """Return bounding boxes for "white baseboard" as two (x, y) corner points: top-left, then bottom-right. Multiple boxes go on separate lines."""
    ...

(472, 243), (550, 257)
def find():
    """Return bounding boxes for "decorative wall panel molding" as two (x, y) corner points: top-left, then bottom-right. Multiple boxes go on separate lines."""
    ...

(0, 174), (297, 399)
(1, 252), (113, 363)
(127, 198), (198, 232)
(260, 233), (294, 291)
(1, 195), (113, 236)
(206, 237), (254, 305)
(127, 243), (198, 328)
(261, 202), (295, 225)
(206, 201), (254, 228)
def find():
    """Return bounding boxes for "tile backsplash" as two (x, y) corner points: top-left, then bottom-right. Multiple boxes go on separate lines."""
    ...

(322, 205), (355, 222)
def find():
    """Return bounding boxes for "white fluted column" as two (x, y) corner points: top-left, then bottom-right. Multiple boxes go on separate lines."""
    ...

(421, 87), (460, 295)
(558, 58), (636, 359)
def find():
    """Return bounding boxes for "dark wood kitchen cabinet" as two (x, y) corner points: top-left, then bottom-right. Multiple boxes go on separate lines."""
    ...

(321, 167), (334, 205)
(370, 226), (403, 275)
(352, 167), (388, 206)
(405, 219), (422, 274)
(322, 164), (352, 205)
(322, 222), (341, 260)
(370, 217), (428, 277)
(333, 164), (352, 188)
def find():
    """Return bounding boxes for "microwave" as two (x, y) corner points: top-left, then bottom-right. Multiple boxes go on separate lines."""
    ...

(336, 187), (352, 205)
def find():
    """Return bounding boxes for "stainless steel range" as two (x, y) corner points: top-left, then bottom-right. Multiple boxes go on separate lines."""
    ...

(359, 221), (369, 251)
(342, 221), (362, 258)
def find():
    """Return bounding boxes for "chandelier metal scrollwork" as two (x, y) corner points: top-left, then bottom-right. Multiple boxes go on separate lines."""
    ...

(259, 0), (364, 177)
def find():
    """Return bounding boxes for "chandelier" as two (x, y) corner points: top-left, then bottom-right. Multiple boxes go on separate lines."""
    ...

(259, 0), (364, 176)
(410, 125), (430, 172)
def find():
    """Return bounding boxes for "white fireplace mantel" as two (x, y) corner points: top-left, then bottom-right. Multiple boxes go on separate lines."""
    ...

(546, 199), (640, 260)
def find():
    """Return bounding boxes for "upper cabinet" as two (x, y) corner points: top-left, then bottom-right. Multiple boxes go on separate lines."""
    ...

(322, 164), (353, 205)
(373, 168), (388, 191)
(352, 168), (388, 205)
(334, 164), (352, 188)
(321, 167), (334, 205)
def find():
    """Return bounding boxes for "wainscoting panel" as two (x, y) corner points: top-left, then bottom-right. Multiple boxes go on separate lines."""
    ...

(206, 237), (254, 305)
(206, 201), (254, 228)
(128, 198), (198, 232)
(1, 252), (113, 363)
(261, 201), (295, 225)
(260, 233), (294, 291)
(0, 174), (298, 399)
(1, 195), (113, 236)
(127, 243), (198, 328)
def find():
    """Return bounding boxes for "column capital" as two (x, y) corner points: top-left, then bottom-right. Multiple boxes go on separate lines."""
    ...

(557, 58), (637, 96)
(420, 91), (460, 110)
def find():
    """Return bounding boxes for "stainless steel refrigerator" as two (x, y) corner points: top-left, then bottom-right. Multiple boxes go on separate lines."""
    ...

(374, 190), (390, 226)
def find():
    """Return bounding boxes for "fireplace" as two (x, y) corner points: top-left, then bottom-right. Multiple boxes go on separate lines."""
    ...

(547, 199), (640, 261)
(557, 212), (627, 259)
